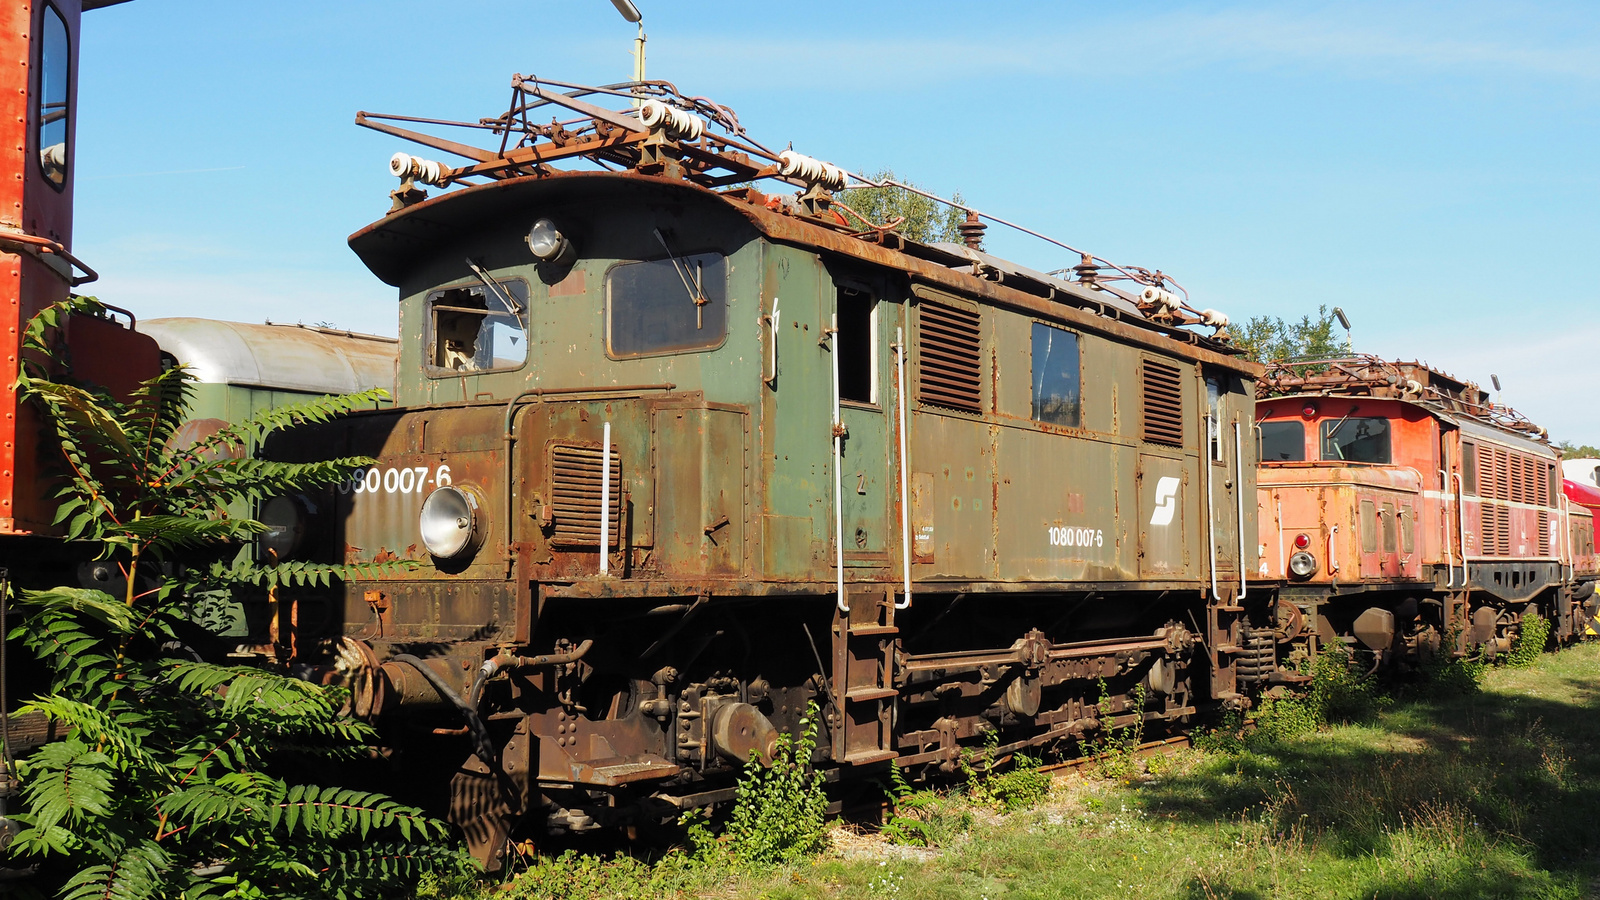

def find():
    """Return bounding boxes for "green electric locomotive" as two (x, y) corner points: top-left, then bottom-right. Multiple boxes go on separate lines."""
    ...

(264, 77), (1265, 865)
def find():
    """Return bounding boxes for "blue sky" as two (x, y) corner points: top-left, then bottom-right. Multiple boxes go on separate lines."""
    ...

(73, 0), (1600, 443)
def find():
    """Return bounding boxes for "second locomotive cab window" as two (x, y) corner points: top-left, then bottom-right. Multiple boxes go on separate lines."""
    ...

(37, 5), (70, 188)
(1030, 323), (1080, 427)
(1259, 421), (1305, 461)
(1321, 416), (1391, 464)
(836, 286), (877, 404)
(428, 281), (530, 373)
(607, 253), (727, 357)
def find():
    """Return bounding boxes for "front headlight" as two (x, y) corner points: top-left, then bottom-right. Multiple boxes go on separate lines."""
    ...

(258, 495), (312, 561)
(1288, 550), (1318, 578)
(420, 485), (484, 560)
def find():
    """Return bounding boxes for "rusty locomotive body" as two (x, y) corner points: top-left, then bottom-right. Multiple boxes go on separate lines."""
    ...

(1253, 357), (1600, 667)
(254, 80), (1272, 862)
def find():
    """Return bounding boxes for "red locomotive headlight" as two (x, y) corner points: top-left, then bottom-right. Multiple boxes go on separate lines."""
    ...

(1301, 402), (1319, 419)
(1294, 532), (1311, 549)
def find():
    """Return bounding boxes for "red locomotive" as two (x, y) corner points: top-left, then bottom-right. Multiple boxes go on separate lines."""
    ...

(1254, 356), (1599, 666)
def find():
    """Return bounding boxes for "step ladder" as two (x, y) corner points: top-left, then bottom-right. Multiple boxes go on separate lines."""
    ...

(832, 589), (898, 765)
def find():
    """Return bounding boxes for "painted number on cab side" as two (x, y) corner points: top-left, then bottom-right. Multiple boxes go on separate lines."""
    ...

(339, 464), (452, 495)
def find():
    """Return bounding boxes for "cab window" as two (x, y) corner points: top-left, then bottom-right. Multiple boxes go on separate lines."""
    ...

(427, 280), (529, 373)
(1030, 322), (1080, 427)
(38, 5), (70, 189)
(1259, 421), (1305, 461)
(1321, 417), (1391, 464)
(607, 253), (727, 358)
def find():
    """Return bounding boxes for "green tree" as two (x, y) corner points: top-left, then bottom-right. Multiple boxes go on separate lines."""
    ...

(1556, 441), (1600, 460)
(834, 169), (966, 244)
(2, 297), (460, 899)
(1234, 305), (1344, 364)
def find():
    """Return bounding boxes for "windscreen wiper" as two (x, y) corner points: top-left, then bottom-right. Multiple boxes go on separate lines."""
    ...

(653, 228), (709, 329)
(465, 258), (526, 332)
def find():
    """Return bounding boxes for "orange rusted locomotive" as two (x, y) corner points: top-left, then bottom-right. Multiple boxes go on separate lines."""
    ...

(1254, 356), (1599, 667)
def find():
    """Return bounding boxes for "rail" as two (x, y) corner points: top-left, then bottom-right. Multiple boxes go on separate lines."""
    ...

(0, 231), (98, 286)
(895, 325), (912, 610)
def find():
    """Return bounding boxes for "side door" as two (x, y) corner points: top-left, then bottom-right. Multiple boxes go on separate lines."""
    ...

(831, 276), (891, 565)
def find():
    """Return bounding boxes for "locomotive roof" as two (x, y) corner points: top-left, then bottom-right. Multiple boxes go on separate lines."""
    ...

(350, 170), (1256, 375)
(1258, 354), (1551, 446)
(350, 75), (1249, 369)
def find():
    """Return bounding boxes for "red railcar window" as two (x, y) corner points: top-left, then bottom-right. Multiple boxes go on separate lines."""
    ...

(1321, 417), (1390, 464)
(1259, 421), (1305, 461)
(37, 5), (69, 189)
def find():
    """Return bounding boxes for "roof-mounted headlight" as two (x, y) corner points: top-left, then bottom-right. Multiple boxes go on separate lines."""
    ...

(527, 218), (576, 266)
(420, 485), (485, 560)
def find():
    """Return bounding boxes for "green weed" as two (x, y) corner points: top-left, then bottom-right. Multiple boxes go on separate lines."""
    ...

(1506, 612), (1552, 668)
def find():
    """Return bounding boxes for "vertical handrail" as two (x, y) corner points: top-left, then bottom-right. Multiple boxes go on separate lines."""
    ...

(599, 420), (611, 576)
(895, 326), (912, 610)
(1276, 494), (1286, 577)
(1328, 523), (1340, 585)
(1453, 472), (1468, 581)
(764, 297), (780, 386)
(1206, 415), (1219, 601)
(1234, 419), (1248, 600)
(830, 314), (847, 613)
(1441, 468), (1456, 587)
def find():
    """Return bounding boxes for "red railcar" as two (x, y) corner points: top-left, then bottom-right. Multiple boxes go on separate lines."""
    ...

(1253, 357), (1598, 665)
(0, 0), (156, 547)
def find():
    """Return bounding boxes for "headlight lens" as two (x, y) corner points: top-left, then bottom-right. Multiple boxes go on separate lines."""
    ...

(420, 485), (483, 559)
(527, 217), (574, 264)
(258, 495), (311, 561)
(1288, 550), (1317, 578)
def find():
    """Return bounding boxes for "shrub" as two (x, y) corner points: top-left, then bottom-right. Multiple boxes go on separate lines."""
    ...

(720, 703), (829, 864)
(1505, 613), (1551, 669)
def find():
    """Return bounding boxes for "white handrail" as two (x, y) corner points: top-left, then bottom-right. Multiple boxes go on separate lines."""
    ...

(1234, 419), (1248, 600)
(830, 313), (847, 613)
(1277, 494), (1286, 577)
(1441, 468), (1455, 587)
(1453, 472), (1468, 580)
(765, 297), (780, 386)
(1206, 415), (1219, 601)
(895, 326), (912, 610)
(599, 420), (611, 576)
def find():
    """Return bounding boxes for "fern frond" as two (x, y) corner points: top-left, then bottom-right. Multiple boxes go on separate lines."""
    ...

(267, 784), (444, 842)
(16, 739), (115, 831)
(184, 389), (390, 461)
(59, 840), (171, 900)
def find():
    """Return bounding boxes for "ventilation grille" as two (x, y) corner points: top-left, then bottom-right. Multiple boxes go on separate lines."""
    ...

(548, 444), (622, 548)
(1495, 506), (1511, 556)
(1481, 506), (1497, 557)
(1140, 360), (1185, 447)
(1538, 511), (1550, 556)
(916, 301), (982, 413)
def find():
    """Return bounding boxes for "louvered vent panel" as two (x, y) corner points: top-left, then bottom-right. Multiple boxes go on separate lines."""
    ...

(1495, 505), (1511, 556)
(548, 444), (622, 548)
(1538, 511), (1551, 556)
(1493, 450), (1510, 501)
(1480, 506), (1497, 557)
(916, 301), (982, 413)
(1140, 360), (1185, 447)
(1510, 455), (1525, 503)
(1539, 464), (1551, 507)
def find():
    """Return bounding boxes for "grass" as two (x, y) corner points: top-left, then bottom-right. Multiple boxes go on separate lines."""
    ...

(424, 644), (1600, 900)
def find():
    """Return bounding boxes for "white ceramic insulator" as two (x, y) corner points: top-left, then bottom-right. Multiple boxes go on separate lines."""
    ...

(639, 99), (707, 141)
(1139, 286), (1181, 315)
(778, 150), (847, 192)
(1200, 308), (1230, 328)
(389, 152), (450, 187)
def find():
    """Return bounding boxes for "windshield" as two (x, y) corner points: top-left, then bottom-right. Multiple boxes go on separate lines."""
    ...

(1260, 421), (1306, 461)
(1321, 416), (1391, 464)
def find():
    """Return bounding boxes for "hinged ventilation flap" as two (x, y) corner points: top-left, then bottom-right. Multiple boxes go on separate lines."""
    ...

(915, 300), (982, 414)
(548, 443), (622, 547)
(1140, 360), (1185, 447)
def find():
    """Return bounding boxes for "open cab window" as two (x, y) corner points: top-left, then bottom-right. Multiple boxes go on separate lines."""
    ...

(606, 253), (727, 358)
(427, 280), (529, 373)
(1321, 416), (1391, 463)
(38, 4), (70, 189)
(837, 285), (878, 404)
